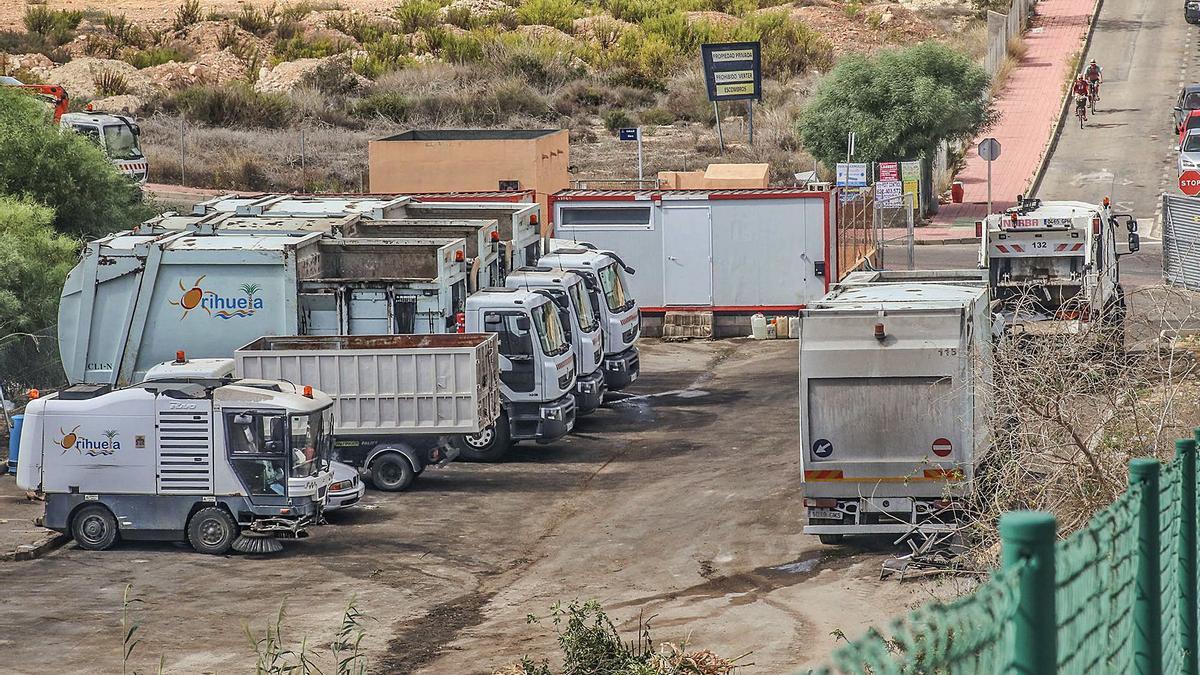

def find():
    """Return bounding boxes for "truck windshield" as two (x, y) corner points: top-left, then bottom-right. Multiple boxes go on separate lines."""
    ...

(103, 124), (143, 160)
(598, 263), (632, 312)
(568, 280), (599, 332)
(289, 408), (333, 479)
(532, 302), (570, 356)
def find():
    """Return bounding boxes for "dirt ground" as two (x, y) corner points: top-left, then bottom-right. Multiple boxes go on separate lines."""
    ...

(0, 339), (933, 674)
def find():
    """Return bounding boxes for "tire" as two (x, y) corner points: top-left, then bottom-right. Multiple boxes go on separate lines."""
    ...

(818, 534), (845, 545)
(370, 454), (415, 491)
(71, 504), (119, 551)
(187, 507), (237, 555)
(452, 413), (511, 462)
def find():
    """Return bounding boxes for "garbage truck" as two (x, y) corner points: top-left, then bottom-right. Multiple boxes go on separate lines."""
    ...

(539, 245), (640, 390)
(978, 196), (1140, 339)
(189, 193), (543, 279)
(798, 270), (991, 543)
(506, 266), (606, 415)
(15, 372), (334, 554)
(60, 227), (574, 462)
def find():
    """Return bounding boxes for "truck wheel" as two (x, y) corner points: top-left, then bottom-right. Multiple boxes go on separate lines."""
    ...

(818, 534), (845, 546)
(187, 507), (237, 555)
(370, 454), (415, 491)
(71, 504), (119, 551)
(453, 415), (511, 462)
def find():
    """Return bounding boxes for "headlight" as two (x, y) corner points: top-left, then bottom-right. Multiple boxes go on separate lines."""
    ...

(331, 480), (353, 491)
(542, 407), (561, 420)
(1190, 2), (1199, 9)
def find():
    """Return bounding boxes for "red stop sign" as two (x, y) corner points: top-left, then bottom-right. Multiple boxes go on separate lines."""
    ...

(1181, 170), (1200, 196)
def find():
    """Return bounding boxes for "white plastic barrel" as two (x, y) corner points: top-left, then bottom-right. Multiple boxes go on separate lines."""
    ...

(751, 313), (768, 339)
(788, 316), (800, 339)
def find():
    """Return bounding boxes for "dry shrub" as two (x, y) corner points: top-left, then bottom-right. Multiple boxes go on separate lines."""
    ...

(966, 285), (1200, 558)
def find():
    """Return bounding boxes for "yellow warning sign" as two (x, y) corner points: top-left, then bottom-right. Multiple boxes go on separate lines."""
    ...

(715, 82), (756, 97)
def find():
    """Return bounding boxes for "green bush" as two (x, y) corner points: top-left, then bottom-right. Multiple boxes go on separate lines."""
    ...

(485, 33), (584, 87)
(124, 46), (191, 68)
(603, 108), (635, 133)
(601, 0), (705, 23)
(23, 6), (82, 36)
(393, 0), (441, 33)
(158, 83), (296, 128)
(235, 3), (278, 35)
(0, 30), (70, 62)
(353, 91), (410, 122)
(274, 34), (353, 60)
(171, 0), (203, 32)
(516, 0), (583, 32)
(102, 13), (144, 46)
(0, 88), (153, 239)
(740, 11), (833, 77)
(0, 196), (79, 389)
(639, 106), (674, 125)
(353, 35), (412, 78)
(324, 12), (389, 42)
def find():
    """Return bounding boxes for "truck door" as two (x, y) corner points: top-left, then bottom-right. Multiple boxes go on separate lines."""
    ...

(299, 292), (339, 335)
(661, 205), (713, 306)
(155, 396), (213, 494)
(348, 289), (390, 334)
(482, 311), (536, 394)
(224, 410), (288, 504)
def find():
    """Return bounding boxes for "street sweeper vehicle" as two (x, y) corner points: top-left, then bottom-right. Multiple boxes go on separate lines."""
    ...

(15, 371), (335, 554)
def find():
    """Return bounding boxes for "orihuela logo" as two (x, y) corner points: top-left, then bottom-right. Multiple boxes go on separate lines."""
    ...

(169, 275), (264, 320)
(57, 426), (121, 456)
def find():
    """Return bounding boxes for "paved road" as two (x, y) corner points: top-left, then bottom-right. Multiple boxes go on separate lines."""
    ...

(1035, 0), (1191, 228)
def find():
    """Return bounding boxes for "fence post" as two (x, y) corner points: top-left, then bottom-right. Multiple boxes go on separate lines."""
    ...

(1000, 511), (1057, 675)
(1180, 438), (1199, 675)
(1131, 458), (1162, 675)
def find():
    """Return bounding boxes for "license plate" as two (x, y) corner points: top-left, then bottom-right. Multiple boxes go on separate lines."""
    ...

(809, 508), (843, 520)
(629, 370), (638, 382)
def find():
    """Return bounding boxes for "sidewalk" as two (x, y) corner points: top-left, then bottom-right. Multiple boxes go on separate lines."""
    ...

(935, 0), (1096, 225)
(0, 474), (66, 561)
(879, 224), (979, 244)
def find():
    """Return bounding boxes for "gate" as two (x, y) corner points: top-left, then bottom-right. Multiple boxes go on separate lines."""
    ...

(1163, 193), (1200, 290)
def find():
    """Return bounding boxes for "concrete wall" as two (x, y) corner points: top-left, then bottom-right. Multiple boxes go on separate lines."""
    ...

(368, 130), (569, 234)
(657, 164), (769, 189)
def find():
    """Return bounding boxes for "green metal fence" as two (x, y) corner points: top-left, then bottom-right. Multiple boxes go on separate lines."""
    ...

(809, 432), (1200, 675)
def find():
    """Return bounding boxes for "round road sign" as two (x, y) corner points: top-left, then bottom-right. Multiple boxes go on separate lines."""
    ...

(932, 438), (953, 457)
(1181, 170), (1200, 196)
(978, 138), (1002, 162)
(812, 439), (833, 458)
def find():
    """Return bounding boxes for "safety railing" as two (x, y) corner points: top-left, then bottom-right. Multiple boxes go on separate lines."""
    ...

(808, 432), (1200, 675)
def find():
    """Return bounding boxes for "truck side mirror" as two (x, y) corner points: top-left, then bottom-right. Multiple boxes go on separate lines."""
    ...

(1128, 232), (1140, 253)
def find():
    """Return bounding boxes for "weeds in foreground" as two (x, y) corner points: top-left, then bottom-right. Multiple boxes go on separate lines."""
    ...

(171, 0), (204, 32)
(500, 600), (748, 675)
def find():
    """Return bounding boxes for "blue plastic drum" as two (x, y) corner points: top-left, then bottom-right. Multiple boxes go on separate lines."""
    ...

(8, 414), (23, 475)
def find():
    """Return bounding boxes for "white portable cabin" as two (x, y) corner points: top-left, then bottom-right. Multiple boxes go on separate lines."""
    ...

(549, 188), (841, 333)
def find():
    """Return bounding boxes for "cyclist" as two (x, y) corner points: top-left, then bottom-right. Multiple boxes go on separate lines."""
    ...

(1084, 59), (1103, 101)
(1072, 76), (1090, 121)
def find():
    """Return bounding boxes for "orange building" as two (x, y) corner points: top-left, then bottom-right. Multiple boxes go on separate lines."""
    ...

(368, 129), (569, 233)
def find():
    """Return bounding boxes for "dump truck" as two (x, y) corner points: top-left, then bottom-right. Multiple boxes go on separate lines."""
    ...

(539, 244), (640, 390)
(15, 372), (334, 554)
(978, 197), (1140, 339)
(798, 270), (991, 543)
(506, 266), (606, 414)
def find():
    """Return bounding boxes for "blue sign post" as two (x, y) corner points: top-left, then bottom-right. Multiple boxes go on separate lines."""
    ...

(618, 127), (644, 181)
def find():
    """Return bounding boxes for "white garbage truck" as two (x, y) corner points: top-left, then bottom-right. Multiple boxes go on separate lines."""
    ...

(15, 373), (334, 554)
(505, 266), (606, 415)
(539, 245), (640, 390)
(979, 197), (1140, 338)
(798, 270), (991, 544)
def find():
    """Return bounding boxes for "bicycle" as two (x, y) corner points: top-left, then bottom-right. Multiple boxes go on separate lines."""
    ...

(1087, 80), (1100, 114)
(1075, 95), (1088, 128)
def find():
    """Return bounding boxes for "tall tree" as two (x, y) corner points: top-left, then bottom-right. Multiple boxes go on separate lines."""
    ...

(798, 41), (994, 210)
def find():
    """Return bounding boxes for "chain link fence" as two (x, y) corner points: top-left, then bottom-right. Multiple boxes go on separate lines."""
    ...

(806, 435), (1200, 675)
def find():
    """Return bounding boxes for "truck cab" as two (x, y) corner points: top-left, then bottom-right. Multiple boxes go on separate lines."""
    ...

(16, 374), (334, 555)
(60, 111), (147, 184)
(978, 197), (1139, 336)
(505, 266), (606, 415)
(538, 246), (640, 390)
(456, 288), (576, 460)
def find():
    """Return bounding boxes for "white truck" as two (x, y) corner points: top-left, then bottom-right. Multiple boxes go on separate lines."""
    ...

(979, 197), (1140, 337)
(15, 373), (334, 554)
(798, 270), (991, 543)
(539, 245), (640, 390)
(60, 224), (574, 463)
(505, 266), (606, 415)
